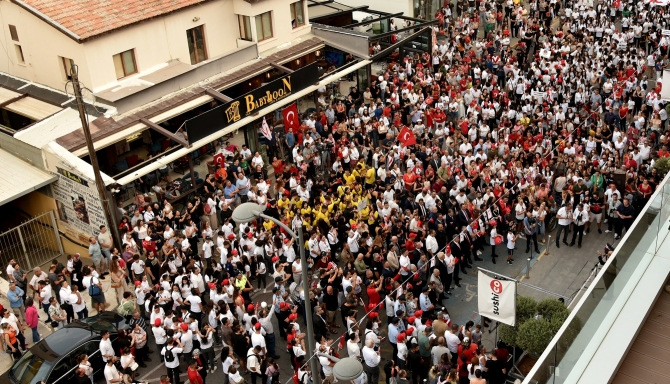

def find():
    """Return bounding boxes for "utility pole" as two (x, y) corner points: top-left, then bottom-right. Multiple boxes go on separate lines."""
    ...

(69, 60), (117, 244)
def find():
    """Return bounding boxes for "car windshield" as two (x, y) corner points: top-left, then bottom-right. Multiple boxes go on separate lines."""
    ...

(10, 350), (51, 384)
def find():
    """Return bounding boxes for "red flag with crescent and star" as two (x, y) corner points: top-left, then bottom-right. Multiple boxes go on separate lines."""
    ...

(398, 126), (417, 146)
(282, 103), (300, 133)
(213, 152), (225, 166)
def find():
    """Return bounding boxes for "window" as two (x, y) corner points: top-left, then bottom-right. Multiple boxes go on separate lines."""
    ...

(8, 25), (18, 41)
(255, 12), (273, 41)
(290, 1), (305, 28)
(14, 45), (24, 64)
(112, 49), (137, 79)
(238, 15), (252, 41)
(60, 56), (73, 81)
(186, 25), (208, 65)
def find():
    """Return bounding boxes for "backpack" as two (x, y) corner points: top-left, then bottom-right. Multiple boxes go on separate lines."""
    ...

(88, 277), (101, 296)
(165, 346), (175, 363)
(204, 203), (212, 214)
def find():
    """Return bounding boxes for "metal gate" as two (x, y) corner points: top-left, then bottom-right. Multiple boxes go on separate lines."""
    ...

(0, 211), (64, 278)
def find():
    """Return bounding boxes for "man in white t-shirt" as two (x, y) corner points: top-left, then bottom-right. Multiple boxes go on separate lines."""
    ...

(100, 330), (116, 362)
(104, 356), (122, 384)
(130, 255), (145, 282)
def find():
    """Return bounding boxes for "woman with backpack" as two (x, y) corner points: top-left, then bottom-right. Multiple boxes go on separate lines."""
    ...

(264, 357), (280, 384)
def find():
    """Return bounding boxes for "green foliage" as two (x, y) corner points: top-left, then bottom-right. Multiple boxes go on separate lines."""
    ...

(498, 322), (518, 347)
(517, 296), (538, 324)
(497, 296), (573, 356)
(537, 298), (569, 322)
(653, 157), (670, 176)
(517, 319), (555, 356)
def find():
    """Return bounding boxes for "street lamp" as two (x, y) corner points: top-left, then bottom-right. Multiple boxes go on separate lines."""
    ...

(232, 202), (319, 383)
(317, 353), (364, 381)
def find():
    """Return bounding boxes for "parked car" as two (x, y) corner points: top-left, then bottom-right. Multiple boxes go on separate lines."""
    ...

(3, 312), (129, 384)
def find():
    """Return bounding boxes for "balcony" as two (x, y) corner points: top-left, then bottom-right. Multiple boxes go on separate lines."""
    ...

(524, 171), (670, 384)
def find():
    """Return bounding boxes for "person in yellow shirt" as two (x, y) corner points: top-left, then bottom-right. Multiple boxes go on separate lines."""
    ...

(343, 170), (356, 185)
(519, 112), (530, 127)
(301, 205), (312, 216)
(291, 196), (304, 209)
(277, 195), (291, 210)
(365, 166), (376, 187)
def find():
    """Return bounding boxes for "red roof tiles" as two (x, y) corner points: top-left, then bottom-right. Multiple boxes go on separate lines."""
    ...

(15, 0), (210, 41)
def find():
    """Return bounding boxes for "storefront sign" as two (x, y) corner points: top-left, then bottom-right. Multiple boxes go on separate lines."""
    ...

(186, 62), (319, 143)
(46, 151), (107, 242)
(478, 271), (517, 326)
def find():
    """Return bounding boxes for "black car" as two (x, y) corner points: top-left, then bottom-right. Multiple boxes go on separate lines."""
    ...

(4, 312), (130, 384)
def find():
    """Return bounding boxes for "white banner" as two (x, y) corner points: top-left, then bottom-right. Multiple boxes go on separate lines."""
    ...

(478, 271), (517, 326)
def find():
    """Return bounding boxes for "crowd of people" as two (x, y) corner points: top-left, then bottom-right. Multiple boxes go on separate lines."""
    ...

(3, 0), (670, 384)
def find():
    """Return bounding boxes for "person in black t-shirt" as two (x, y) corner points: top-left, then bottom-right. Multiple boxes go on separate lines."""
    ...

(322, 285), (339, 332)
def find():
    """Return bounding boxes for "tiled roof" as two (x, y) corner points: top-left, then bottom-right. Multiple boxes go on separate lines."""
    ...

(14, 0), (210, 41)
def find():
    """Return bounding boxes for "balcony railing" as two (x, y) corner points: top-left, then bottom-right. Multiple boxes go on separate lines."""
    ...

(523, 170), (670, 384)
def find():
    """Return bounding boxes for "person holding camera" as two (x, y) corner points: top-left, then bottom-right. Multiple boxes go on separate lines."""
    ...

(570, 204), (589, 248)
(523, 211), (540, 256)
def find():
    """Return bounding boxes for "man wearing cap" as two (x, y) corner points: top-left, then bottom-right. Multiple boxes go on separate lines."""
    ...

(153, 318), (167, 362)
(251, 322), (267, 359)
(419, 286), (435, 318)
(396, 332), (408, 369)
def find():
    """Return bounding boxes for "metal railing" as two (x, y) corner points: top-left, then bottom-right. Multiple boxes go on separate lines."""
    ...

(523, 170), (670, 384)
(0, 211), (64, 277)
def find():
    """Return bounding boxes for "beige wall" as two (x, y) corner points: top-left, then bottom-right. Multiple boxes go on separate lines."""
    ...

(0, 0), (311, 94)
(83, 0), (241, 91)
(0, 1), (90, 91)
(234, 0), (311, 53)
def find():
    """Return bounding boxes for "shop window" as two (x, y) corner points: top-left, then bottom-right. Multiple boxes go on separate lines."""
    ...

(112, 49), (137, 79)
(255, 12), (273, 42)
(186, 25), (208, 65)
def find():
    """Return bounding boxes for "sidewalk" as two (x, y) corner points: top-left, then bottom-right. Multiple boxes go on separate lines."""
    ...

(0, 272), (122, 374)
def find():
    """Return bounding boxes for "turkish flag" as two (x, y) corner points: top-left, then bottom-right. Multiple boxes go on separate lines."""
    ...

(213, 152), (225, 166)
(282, 103), (300, 133)
(398, 126), (416, 146)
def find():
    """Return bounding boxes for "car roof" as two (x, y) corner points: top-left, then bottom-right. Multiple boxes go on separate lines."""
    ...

(32, 327), (97, 361)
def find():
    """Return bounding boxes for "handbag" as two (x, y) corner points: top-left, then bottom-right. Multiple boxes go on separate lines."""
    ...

(130, 362), (139, 371)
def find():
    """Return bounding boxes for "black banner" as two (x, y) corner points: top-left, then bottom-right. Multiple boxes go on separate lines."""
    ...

(56, 167), (89, 187)
(186, 62), (318, 143)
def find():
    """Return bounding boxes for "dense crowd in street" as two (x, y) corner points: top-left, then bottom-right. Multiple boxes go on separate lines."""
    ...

(2, 0), (670, 384)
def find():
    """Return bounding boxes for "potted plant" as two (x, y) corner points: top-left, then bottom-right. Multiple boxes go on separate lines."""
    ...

(498, 297), (574, 379)
(653, 156), (670, 177)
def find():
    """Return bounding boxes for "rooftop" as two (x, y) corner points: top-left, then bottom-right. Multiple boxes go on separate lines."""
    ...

(12, 0), (210, 41)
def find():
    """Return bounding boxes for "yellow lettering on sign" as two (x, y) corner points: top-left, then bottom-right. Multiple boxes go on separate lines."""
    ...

(282, 76), (292, 92)
(245, 95), (255, 114)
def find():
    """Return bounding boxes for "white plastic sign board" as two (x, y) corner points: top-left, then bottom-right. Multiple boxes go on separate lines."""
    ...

(478, 271), (517, 326)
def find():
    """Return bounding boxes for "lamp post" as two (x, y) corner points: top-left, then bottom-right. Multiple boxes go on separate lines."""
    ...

(317, 353), (364, 382)
(232, 202), (319, 383)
